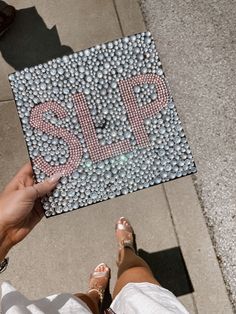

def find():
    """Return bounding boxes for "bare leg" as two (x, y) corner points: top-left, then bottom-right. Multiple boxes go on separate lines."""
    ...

(75, 263), (110, 314)
(74, 291), (100, 314)
(113, 218), (160, 298)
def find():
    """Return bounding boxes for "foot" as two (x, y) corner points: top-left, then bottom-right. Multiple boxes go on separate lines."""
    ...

(88, 263), (110, 303)
(115, 217), (135, 252)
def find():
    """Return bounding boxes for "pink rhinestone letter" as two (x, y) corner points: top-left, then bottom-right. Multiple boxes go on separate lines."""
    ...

(29, 102), (83, 176)
(119, 74), (169, 147)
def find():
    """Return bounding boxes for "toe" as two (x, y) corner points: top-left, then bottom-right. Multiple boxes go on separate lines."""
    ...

(120, 217), (126, 221)
(119, 217), (125, 225)
(94, 263), (109, 275)
(119, 217), (128, 226)
(95, 263), (105, 272)
(116, 217), (133, 233)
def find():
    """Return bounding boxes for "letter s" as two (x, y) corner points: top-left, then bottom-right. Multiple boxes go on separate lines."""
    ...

(29, 101), (82, 176)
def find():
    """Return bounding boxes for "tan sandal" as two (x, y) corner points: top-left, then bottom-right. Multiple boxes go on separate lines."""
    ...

(88, 263), (110, 303)
(115, 217), (135, 252)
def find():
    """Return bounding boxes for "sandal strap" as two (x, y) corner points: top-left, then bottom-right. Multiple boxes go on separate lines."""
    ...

(88, 288), (104, 303)
(91, 270), (110, 279)
(116, 240), (136, 266)
(115, 221), (133, 233)
(115, 219), (135, 252)
(119, 239), (135, 252)
(90, 263), (110, 280)
(115, 223), (126, 230)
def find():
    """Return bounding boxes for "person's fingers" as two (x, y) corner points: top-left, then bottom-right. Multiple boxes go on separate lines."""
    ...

(16, 162), (33, 177)
(26, 200), (45, 230)
(21, 203), (45, 233)
(16, 163), (34, 188)
(4, 162), (33, 192)
(34, 200), (44, 220)
(25, 173), (61, 200)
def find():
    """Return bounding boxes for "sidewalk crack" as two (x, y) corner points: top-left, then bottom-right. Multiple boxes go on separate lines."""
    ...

(113, 0), (124, 36)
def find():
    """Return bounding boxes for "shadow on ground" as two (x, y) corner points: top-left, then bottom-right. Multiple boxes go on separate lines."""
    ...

(138, 247), (194, 297)
(0, 1), (73, 70)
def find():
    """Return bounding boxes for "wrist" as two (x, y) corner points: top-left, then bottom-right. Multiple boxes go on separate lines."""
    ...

(0, 229), (12, 261)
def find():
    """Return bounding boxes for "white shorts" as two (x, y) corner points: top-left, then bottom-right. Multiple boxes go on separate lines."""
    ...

(1, 281), (188, 313)
(110, 282), (189, 314)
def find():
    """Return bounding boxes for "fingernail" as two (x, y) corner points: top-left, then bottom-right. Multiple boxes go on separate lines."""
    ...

(48, 173), (62, 184)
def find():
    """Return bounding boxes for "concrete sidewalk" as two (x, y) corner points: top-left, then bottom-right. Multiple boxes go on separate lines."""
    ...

(140, 0), (236, 310)
(0, 1), (233, 313)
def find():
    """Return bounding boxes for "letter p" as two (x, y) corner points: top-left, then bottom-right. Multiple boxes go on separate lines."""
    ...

(119, 74), (169, 147)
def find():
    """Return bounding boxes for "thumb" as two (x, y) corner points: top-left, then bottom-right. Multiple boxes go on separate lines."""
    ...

(25, 173), (62, 200)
